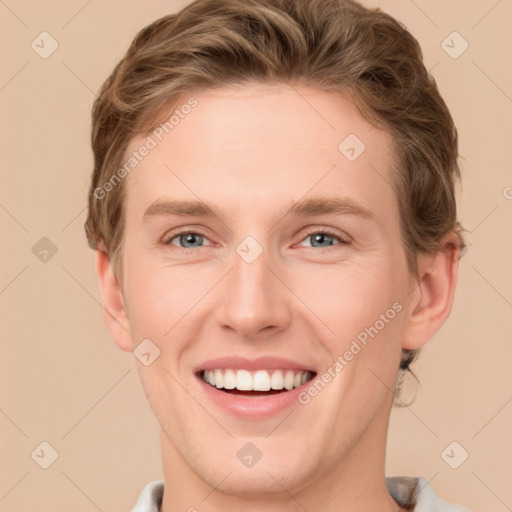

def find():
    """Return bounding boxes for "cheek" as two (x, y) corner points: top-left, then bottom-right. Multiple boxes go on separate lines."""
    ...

(292, 258), (408, 390)
(123, 253), (214, 341)
(296, 260), (402, 333)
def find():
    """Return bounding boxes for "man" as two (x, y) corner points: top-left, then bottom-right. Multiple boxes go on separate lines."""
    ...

(85, 0), (468, 510)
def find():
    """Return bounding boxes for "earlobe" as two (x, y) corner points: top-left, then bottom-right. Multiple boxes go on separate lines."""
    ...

(402, 233), (460, 350)
(95, 250), (133, 352)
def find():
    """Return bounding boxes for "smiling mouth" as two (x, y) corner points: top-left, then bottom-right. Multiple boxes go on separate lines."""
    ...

(199, 368), (316, 396)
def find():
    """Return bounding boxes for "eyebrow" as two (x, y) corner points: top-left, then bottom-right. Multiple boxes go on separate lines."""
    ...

(142, 196), (374, 222)
(285, 196), (373, 219)
(143, 198), (220, 220)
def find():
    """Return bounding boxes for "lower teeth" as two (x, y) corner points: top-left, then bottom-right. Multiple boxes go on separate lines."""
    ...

(222, 389), (286, 395)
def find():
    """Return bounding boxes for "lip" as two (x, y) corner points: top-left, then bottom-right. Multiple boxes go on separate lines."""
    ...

(193, 356), (316, 373)
(193, 356), (317, 419)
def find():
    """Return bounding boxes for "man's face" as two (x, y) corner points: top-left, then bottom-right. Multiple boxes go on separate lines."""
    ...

(119, 84), (414, 495)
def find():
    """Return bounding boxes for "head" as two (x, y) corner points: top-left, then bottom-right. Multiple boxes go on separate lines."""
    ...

(85, 0), (465, 501)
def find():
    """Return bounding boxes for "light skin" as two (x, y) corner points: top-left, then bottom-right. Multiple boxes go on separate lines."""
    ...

(96, 83), (459, 511)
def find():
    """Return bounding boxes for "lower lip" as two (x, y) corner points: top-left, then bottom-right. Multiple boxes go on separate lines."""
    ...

(196, 375), (310, 419)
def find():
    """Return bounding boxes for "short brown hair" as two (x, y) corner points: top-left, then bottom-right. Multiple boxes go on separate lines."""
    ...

(84, 0), (466, 382)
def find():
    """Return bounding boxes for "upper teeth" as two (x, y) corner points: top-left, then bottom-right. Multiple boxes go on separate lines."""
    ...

(202, 369), (312, 391)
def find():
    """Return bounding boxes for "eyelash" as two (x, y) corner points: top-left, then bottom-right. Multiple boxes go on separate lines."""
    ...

(163, 227), (351, 251)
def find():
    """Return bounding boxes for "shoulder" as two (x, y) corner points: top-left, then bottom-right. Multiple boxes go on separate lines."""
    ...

(132, 477), (470, 511)
(131, 480), (164, 512)
(386, 476), (470, 511)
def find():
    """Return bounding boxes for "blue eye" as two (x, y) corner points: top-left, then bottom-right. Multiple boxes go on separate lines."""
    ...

(167, 232), (209, 248)
(308, 233), (336, 247)
(298, 229), (349, 248)
(163, 228), (349, 251)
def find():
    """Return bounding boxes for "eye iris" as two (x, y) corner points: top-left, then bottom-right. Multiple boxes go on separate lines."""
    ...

(311, 233), (333, 247)
(181, 233), (203, 247)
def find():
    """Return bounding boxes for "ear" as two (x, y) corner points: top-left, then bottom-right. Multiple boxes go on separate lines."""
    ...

(402, 233), (460, 350)
(95, 250), (133, 352)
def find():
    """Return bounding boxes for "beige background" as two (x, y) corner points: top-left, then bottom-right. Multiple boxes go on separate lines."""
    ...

(1, 0), (511, 511)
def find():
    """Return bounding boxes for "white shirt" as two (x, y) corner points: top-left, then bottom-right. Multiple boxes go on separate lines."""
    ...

(131, 477), (469, 511)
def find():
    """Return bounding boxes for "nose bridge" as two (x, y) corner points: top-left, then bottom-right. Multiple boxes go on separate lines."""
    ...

(216, 239), (290, 337)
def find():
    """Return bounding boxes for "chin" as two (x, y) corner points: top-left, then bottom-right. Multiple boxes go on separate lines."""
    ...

(206, 464), (307, 499)
(186, 441), (315, 500)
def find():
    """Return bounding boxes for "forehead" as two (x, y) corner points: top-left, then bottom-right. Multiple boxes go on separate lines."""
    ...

(123, 84), (398, 224)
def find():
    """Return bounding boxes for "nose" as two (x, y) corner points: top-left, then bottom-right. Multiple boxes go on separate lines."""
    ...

(215, 244), (292, 340)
